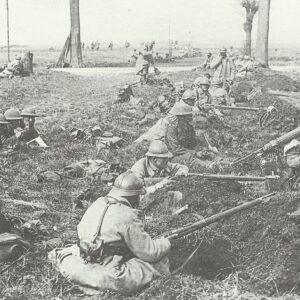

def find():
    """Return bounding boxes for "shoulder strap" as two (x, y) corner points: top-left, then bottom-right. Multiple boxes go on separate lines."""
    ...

(91, 198), (112, 243)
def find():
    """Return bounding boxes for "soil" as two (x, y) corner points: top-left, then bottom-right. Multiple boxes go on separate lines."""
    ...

(0, 66), (300, 299)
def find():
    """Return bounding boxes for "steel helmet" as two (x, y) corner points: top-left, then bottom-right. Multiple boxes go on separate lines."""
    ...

(193, 77), (203, 86)
(146, 140), (172, 158)
(109, 171), (146, 197)
(220, 47), (227, 53)
(169, 101), (193, 116)
(0, 114), (9, 124)
(200, 78), (211, 86)
(182, 89), (197, 101)
(21, 107), (38, 117)
(284, 139), (300, 156)
(4, 108), (22, 121)
(211, 79), (223, 86)
(244, 55), (250, 60)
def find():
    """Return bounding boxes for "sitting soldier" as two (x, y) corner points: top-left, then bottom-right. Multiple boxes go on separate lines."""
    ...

(49, 171), (171, 295)
(284, 139), (300, 190)
(131, 140), (189, 193)
(0, 55), (24, 78)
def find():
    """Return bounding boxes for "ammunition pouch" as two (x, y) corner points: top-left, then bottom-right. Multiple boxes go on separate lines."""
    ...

(78, 238), (105, 263)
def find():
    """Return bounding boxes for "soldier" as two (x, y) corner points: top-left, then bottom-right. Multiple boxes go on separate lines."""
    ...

(131, 140), (189, 192)
(237, 56), (255, 77)
(210, 47), (235, 87)
(210, 79), (233, 106)
(3, 108), (25, 150)
(284, 140), (300, 190)
(20, 107), (40, 142)
(49, 171), (171, 295)
(194, 77), (212, 106)
(0, 113), (9, 150)
(108, 41), (114, 50)
(165, 101), (197, 156)
(136, 41), (155, 84)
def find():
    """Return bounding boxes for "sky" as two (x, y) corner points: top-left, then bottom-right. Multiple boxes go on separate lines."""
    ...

(0, 0), (299, 49)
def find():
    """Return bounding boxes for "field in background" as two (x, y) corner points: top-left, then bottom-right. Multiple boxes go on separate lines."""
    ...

(0, 45), (300, 68)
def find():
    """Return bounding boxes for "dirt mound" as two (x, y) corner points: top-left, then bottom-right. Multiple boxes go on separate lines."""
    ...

(145, 178), (300, 295)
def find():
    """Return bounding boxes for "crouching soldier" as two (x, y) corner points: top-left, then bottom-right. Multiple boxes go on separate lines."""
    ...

(131, 140), (189, 193)
(284, 139), (300, 190)
(0, 113), (9, 150)
(19, 107), (39, 141)
(49, 171), (171, 295)
(3, 108), (25, 151)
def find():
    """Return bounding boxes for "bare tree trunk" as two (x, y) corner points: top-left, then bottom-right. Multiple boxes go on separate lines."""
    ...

(256, 0), (271, 67)
(69, 0), (83, 67)
(245, 25), (252, 55)
(6, 0), (10, 62)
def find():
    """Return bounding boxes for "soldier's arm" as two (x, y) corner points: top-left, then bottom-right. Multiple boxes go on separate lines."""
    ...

(209, 56), (222, 69)
(168, 162), (189, 176)
(123, 218), (171, 263)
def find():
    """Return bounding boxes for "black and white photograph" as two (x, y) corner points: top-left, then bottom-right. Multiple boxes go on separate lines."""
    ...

(0, 0), (299, 299)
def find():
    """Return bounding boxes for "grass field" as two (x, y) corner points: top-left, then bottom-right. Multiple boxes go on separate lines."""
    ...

(0, 48), (300, 299)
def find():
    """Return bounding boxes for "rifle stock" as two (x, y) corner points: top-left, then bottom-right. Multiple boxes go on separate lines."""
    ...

(161, 192), (276, 240)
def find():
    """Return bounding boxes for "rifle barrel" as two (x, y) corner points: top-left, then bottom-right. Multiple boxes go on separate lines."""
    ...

(185, 173), (279, 182)
(215, 105), (260, 112)
(164, 192), (276, 240)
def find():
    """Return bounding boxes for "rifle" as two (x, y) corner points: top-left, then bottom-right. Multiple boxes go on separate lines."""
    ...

(144, 174), (279, 186)
(232, 126), (300, 166)
(203, 104), (260, 112)
(160, 192), (276, 240)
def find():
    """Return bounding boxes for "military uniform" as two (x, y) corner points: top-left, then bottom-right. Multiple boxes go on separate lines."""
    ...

(131, 157), (188, 179)
(49, 172), (170, 295)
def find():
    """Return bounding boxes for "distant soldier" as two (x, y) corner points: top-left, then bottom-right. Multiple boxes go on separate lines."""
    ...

(0, 113), (9, 150)
(2, 108), (25, 150)
(81, 42), (85, 50)
(193, 77), (212, 106)
(108, 41), (114, 50)
(95, 40), (100, 51)
(125, 40), (130, 49)
(236, 56), (255, 77)
(210, 79), (233, 106)
(91, 42), (95, 50)
(19, 107), (40, 142)
(210, 47), (235, 86)
(0, 55), (23, 78)
(192, 52), (213, 71)
(136, 41), (156, 83)
(128, 49), (138, 64)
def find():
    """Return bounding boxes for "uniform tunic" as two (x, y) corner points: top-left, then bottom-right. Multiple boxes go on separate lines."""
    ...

(53, 194), (170, 295)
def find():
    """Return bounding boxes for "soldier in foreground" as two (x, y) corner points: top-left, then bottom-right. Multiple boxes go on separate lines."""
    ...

(49, 171), (171, 295)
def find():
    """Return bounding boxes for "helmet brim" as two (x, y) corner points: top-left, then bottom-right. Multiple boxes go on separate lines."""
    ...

(109, 186), (146, 198)
(21, 113), (38, 117)
(5, 117), (22, 121)
(145, 151), (173, 158)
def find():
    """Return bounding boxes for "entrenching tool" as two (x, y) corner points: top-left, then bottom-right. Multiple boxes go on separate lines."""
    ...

(159, 192), (276, 240)
(232, 126), (300, 166)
